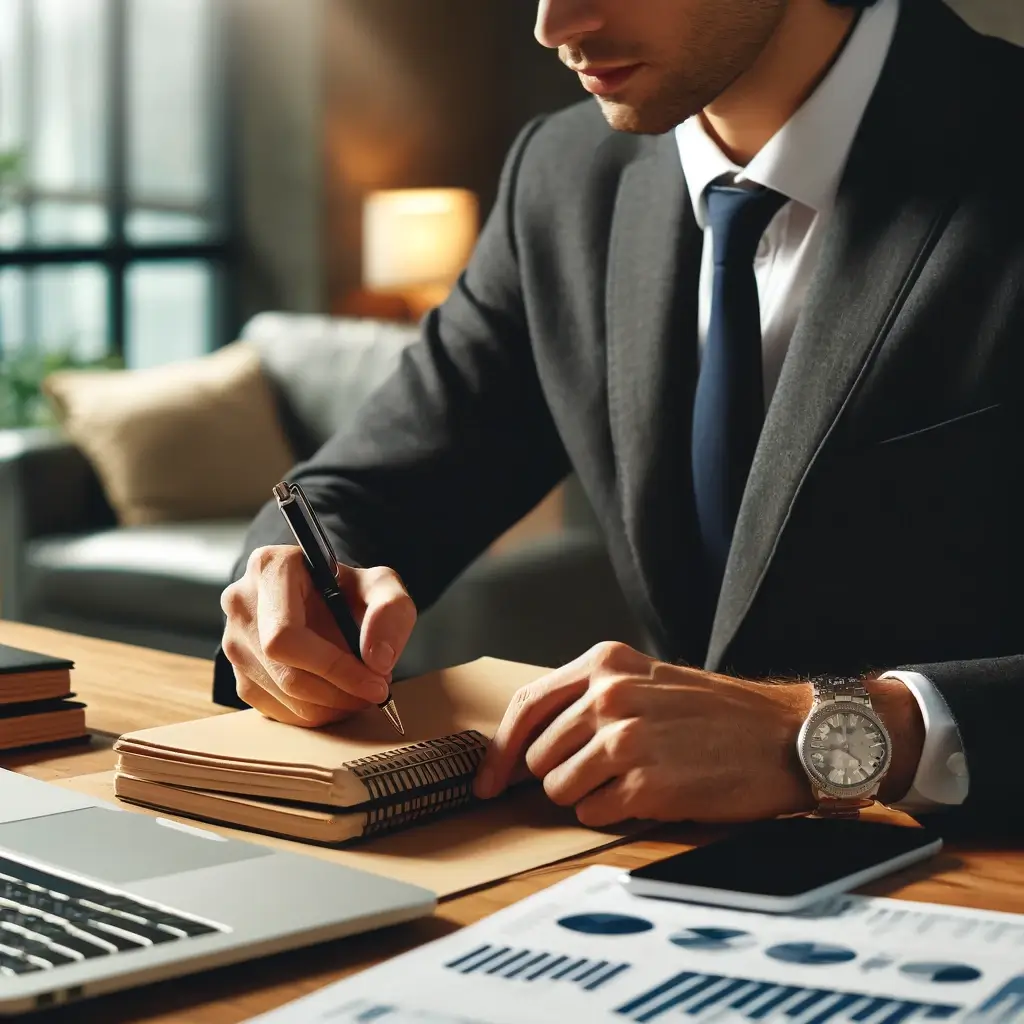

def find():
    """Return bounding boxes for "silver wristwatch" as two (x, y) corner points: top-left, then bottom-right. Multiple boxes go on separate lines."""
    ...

(796, 678), (893, 818)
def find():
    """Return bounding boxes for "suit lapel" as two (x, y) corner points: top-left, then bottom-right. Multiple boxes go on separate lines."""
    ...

(606, 135), (709, 663)
(706, 0), (978, 670)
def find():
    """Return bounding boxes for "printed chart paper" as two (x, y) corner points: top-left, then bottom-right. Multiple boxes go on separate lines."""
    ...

(246, 866), (1024, 1024)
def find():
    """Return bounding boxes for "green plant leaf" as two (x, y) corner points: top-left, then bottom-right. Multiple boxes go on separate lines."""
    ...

(0, 346), (124, 428)
(0, 149), (23, 211)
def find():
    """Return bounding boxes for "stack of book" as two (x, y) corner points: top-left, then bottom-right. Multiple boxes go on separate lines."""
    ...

(0, 644), (88, 750)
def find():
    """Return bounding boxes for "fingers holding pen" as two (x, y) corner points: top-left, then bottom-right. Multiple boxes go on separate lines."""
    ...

(337, 564), (418, 677)
(257, 559), (392, 704)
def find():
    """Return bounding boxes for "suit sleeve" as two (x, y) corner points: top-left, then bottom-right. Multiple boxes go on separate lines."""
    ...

(212, 116), (571, 706)
(895, 655), (1024, 834)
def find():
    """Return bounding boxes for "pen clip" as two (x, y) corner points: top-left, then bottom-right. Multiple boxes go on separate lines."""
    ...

(279, 482), (339, 580)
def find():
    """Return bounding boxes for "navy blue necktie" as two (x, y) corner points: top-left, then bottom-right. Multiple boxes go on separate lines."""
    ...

(692, 183), (788, 601)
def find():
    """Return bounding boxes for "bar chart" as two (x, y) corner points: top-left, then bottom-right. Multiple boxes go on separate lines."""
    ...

(970, 975), (1024, 1021)
(445, 943), (631, 992)
(614, 970), (962, 1024)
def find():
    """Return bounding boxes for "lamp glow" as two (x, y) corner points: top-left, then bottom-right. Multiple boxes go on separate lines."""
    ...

(362, 188), (478, 312)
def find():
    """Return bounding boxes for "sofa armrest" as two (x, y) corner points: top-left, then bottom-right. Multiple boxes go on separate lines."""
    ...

(0, 428), (114, 619)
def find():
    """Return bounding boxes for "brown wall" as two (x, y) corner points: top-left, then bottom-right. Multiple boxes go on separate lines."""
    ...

(234, 0), (326, 316)
(323, 1), (581, 309)
(239, 0), (1024, 320)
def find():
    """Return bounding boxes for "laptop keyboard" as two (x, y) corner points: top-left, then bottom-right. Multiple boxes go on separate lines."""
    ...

(0, 854), (226, 976)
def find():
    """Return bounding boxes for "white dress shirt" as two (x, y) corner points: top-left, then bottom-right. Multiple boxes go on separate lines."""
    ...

(674, 0), (968, 812)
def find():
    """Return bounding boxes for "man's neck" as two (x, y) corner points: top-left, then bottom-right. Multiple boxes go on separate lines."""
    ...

(700, 0), (861, 166)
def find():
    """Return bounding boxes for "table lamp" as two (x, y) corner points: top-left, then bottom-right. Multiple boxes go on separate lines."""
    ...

(362, 188), (479, 318)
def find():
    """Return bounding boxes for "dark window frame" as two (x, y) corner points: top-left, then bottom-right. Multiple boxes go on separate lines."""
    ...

(0, 0), (239, 359)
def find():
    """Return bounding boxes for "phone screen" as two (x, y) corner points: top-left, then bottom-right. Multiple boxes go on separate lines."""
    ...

(629, 818), (940, 898)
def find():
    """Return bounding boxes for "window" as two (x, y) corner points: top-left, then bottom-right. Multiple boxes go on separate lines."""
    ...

(0, 0), (235, 369)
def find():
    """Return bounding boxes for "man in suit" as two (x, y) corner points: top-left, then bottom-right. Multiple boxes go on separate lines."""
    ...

(218, 0), (1024, 830)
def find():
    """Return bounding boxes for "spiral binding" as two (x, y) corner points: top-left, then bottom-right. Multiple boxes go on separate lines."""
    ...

(344, 730), (488, 836)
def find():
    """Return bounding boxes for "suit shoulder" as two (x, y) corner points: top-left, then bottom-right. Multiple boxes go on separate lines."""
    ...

(954, 25), (1024, 166)
(533, 97), (616, 146)
(505, 99), (668, 257)
(976, 32), (1024, 98)
(519, 98), (657, 179)
(943, 0), (1024, 102)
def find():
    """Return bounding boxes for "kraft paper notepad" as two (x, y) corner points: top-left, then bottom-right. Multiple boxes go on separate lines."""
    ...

(112, 658), (602, 847)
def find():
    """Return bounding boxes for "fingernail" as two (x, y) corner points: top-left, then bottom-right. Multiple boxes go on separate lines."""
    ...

(368, 641), (396, 674)
(475, 766), (495, 799)
(369, 678), (390, 703)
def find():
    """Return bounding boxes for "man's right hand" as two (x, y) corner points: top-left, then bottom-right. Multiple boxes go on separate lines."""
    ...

(219, 546), (417, 728)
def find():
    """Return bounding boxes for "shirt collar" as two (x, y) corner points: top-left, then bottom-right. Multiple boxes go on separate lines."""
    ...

(676, 0), (901, 229)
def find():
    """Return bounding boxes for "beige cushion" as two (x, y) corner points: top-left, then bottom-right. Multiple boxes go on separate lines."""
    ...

(42, 342), (296, 525)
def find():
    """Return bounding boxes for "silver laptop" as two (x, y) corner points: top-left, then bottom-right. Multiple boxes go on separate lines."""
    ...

(0, 769), (436, 1015)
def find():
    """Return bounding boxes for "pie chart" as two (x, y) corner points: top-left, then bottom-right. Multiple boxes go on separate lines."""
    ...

(766, 942), (857, 966)
(669, 927), (756, 952)
(557, 913), (654, 936)
(901, 963), (982, 984)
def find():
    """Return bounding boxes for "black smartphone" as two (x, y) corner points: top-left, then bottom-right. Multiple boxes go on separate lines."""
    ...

(623, 817), (942, 913)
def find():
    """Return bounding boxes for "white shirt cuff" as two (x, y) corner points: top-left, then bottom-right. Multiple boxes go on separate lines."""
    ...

(880, 670), (969, 812)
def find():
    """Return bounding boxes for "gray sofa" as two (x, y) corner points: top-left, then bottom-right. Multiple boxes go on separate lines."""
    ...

(0, 313), (646, 697)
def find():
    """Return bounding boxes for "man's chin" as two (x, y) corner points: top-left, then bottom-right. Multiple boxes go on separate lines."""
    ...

(594, 96), (686, 136)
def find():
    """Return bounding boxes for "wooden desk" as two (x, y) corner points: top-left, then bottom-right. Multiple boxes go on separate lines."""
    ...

(1, 620), (1022, 1024)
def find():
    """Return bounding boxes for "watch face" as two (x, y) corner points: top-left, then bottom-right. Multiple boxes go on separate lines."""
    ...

(800, 703), (892, 798)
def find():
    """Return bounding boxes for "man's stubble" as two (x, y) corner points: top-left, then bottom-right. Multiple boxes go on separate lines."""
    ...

(587, 0), (788, 135)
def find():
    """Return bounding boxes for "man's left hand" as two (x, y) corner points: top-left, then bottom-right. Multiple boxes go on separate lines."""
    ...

(473, 641), (817, 826)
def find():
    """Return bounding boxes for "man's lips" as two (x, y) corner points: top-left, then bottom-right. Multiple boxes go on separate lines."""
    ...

(572, 64), (642, 96)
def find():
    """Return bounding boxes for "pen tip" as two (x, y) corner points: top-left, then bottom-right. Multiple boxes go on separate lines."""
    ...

(381, 699), (405, 736)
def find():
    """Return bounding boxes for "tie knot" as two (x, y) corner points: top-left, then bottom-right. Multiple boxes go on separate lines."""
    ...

(705, 184), (788, 268)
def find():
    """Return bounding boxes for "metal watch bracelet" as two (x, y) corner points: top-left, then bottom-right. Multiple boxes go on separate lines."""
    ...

(803, 676), (889, 818)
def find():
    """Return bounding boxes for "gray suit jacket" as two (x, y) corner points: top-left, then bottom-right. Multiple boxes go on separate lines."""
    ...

(217, 0), (1024, 829)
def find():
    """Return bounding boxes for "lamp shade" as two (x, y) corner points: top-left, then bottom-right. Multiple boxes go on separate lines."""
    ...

(363, 188), (479, 293)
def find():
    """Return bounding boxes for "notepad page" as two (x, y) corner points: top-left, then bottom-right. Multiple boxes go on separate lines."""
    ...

(114, 658), (545, 772)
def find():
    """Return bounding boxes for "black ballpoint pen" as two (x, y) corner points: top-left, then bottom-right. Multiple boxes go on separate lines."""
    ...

(273, 481), (405, 735)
